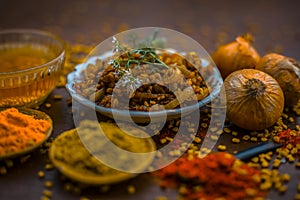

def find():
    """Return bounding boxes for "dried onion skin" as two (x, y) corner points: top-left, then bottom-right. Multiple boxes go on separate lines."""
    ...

(212, 34), (260, 79)
(257, 53), (300, 107)
(224, 69), (284, 130)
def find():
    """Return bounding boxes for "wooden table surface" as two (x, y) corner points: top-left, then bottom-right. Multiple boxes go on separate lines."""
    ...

(0, 0), (300, 199)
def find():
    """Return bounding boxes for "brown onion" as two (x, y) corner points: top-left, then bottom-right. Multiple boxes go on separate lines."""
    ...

(224, 69), (284, 130)
(212, 34), (260, 79)
(257, 53), (300, 106)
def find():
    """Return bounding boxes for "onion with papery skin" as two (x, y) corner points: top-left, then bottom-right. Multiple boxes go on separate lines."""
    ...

(257, 53), (300, 107)
(212, 34), (260, 79)
(224, 69), (284, 130)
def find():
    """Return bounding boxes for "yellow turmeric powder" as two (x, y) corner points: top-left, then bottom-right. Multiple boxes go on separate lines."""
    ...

(0, 108), (51, 156)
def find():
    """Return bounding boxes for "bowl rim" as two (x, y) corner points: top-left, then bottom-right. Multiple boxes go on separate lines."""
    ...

(0, 28), (65, 75)
(66, 53), (223, 121)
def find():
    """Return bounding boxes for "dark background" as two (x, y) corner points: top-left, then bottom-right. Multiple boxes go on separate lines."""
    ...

(0, 0), (300, 199)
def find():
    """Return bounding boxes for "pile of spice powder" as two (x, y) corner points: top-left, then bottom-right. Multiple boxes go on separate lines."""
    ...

(153, 152), (267, 200)
(0, 108), (50, 156)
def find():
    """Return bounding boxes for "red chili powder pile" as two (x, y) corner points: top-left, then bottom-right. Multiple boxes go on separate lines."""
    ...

(153, 152), (267, 200)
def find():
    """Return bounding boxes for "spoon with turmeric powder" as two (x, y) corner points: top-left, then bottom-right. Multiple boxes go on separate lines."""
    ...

(0, 107), (53, 160)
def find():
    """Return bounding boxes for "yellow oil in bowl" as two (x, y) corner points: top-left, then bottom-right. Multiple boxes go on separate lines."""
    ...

(0, 30), (65, 108)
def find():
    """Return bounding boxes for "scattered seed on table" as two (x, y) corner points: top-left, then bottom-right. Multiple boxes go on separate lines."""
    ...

(232, 138), (240, 144)
(53, 95), (63, 100)
(223, 127), (231, 133)
(44, 181), (53, 188)
(156, 196), (168, 200)
(0, 166), (7, 175)
(217, 145), (226, 151)
(295, 194), (300, 200)
(194, 137), (201, 143)
(231, 131), (238, 136)
(45, 103), (52, 109)
(5, 160), (13, 168)
(45, 163), (54, 170)
(38, 171), (45, 178)
(40, 196), (50, 200)
(127, 185), (136, 194)
(242, 135), (250, 141)
(66, 98), (72, 106)
(42, 190), (52, 198)
(80, 197), (90, 200)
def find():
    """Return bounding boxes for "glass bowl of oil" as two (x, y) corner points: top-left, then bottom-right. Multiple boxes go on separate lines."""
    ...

(0, 29), (65, 108)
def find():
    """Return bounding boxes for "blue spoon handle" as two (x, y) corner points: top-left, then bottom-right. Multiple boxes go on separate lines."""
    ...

(234, 141), (282, 161)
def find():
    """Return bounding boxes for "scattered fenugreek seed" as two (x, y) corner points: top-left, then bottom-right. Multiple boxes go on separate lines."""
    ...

(53, 95), (63, 100)
(127, 185), (136, 194)
(294, 193), (300, 200)
(38, 171), (45, 178)
(155, 196), (168, 200)
(231, 131), (238, 136)
(0, 166), (7, 175)
(217, 145), (226, 151)
(45, 163), (54, 170)
(45, 103), (52, 109)
(242, 135), (250, 141)
(44, 181), (53, 188)
(232, 138), (240, 144)
(42, 190), (52, 198)
(5, 160), (13, 168)
(223, 127), (231, 133)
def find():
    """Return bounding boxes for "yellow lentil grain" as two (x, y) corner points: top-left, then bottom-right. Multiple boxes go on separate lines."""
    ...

(217, 145), (227, 151)
(250, 137), (258, 142)
(232, 138), (240, 144)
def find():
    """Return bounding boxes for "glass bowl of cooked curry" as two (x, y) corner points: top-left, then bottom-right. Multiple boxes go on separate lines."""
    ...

(66, 28), (223, 123)
(0, 29), (65, 108)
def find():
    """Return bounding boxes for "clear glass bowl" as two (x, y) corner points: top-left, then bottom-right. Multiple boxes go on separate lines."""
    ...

(0, 29), (65, 108)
